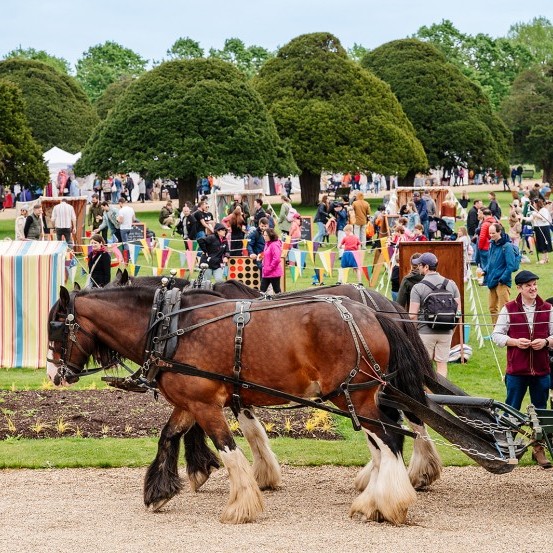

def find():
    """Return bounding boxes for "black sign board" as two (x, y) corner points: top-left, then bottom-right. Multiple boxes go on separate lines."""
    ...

(300, 216), (312, 241)
(126, 222), (146, 242)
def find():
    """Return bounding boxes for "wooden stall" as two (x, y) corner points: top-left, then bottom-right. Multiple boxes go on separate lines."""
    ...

(211, 190), (264, 222)
(398, 241), (465, 348)
(39, 197), (88, 248)
(396, 187), (451, 217)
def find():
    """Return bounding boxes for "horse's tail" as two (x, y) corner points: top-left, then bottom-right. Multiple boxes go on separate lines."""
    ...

(374, 311), (427, 406)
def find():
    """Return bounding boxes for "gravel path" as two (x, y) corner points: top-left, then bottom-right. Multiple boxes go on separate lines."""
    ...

(1, 465), (552, 553)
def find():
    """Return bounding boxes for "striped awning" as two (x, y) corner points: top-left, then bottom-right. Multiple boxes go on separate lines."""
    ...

(0, 240), (67, 368)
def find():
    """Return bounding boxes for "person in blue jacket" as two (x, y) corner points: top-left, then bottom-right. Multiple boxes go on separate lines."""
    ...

(483, 223), (518, 325)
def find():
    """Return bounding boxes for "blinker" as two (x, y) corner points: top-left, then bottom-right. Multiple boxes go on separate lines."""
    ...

(48, 321), (66, 342)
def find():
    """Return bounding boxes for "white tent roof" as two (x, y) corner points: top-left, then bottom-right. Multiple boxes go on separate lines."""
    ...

(43, 146), (81, 166)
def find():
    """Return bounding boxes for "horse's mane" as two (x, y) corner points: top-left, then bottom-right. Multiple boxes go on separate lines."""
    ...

(214, 279), (262, 299)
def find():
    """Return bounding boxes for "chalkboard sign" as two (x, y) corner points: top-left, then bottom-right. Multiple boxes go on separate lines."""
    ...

(300, 216), (312, 241)
(126, 222), (146, 242)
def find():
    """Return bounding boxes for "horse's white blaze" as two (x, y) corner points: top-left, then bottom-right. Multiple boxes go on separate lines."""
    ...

(238, 410), (282, 490)
(350, 430), (415, 525)
(219, 446), (264, 524)
(46, 350), (67, 385)
(407, 423), (442, 490)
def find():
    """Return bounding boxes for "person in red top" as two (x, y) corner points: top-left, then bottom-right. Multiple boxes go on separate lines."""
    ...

(476, 208), (496, 270)
(339, 224), (361, 266)
(492, 270), (553, 468)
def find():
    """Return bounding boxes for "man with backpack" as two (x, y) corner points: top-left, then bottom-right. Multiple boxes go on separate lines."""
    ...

(409, 252), (461, 378)
(483, 223), (520, 326)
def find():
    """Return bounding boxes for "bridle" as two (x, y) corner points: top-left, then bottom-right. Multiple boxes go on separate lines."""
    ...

(47, 295), (120, 384)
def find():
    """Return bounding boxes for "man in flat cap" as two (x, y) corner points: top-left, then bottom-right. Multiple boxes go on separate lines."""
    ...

(492, 270), (553, 468)
(409, 252), (461, 378)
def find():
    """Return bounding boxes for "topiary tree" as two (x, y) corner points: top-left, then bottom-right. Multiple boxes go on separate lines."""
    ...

(362, 39), (512, 181)
(501, 64), (553, 183)
(0, 59), (99, 152)
(95, 76), (134, 120)
(253, 32), (427, 204)
(76, 58), (297, 205)
(3, 46), (72, 75)
(0, 79), (49, 189)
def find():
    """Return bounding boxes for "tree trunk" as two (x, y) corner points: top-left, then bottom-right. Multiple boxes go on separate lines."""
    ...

(299, 170), (321, 206)
(397, 170), (415, 187)
(175, 175), (197, 207)
(542, 162), (553, 184)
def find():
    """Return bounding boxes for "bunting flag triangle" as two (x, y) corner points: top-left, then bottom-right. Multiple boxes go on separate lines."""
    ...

(152, 267), (161, 276)
(127, 243), (141, 265)
(65, 264), (77, 284)
(352, 249), (364, 269)
(161, 249), (171, 269)
(179, 252), (186, 267)
(158, 237), (168, 251)
(318, 250), (333, 275)
(155, 248), (163, 270)
(342, 267), (350, 282)
(282, 234), (292, 253)
(110, 244), (124, 264)
(178, 268), (187, 278)
(289, 264), (299, 282)
(361, 265), (373, 282)
(306, 240), (314, 263)
(185, 250), (197, 272)
(80, 245), (92, 257)
(140, 239), (152, 262)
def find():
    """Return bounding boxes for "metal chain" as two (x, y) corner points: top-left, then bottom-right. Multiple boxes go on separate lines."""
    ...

(414, 431), (517, 463)
(455, 415), (518, 434)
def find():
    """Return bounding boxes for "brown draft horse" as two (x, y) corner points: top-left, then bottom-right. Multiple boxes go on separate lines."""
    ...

(47, 285), (433, 524)
(107, 273), (443, 492)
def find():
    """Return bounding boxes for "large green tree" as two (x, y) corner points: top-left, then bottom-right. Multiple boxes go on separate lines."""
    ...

(0, 59), (99, 152)
(76, 58), (296, 205)
(414, 20), (534, 109)
(0, 79), (49, 188)
(501, 64), (553, 183)
(167, 37), (204, 60)
(209, 38), (273, 78)
(3, 46), (71, 75)
(507, 16), (553, 67)
(253, 32), (427, 204)
(362, 39), (512, 180)
(76, 41), (147, 102)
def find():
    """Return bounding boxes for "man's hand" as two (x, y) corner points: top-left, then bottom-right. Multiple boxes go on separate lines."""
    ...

(249, 254), (257, 260)
(516, 337), (532, 349)
(530, 338), (548, 350)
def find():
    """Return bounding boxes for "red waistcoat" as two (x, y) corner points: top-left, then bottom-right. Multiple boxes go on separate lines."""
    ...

(505, 295), (551, 376)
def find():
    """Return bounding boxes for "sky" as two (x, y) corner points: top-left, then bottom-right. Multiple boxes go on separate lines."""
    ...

(1, 0), (552, 68)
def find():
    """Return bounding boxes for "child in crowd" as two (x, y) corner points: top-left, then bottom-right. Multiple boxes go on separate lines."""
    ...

(338, 224), (361, 283)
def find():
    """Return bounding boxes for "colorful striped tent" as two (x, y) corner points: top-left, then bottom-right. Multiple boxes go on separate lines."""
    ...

(0, 240), (67, 368)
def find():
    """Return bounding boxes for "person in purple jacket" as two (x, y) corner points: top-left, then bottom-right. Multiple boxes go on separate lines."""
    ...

(260, 228), (283, 294)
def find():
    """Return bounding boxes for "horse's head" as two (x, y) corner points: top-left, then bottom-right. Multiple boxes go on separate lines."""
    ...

(47, 286), (97, 386)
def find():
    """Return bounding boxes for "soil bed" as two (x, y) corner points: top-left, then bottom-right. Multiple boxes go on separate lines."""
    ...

(0, 389), (340, 440)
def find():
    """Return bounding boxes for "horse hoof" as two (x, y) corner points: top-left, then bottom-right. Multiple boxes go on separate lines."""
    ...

(148, 498), (170, 512)
(189, 469), (212, 492)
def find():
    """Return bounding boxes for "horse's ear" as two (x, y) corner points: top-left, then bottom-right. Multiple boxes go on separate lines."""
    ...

(115, 268), (123, 279)
(120, 269), (129, 285)
(73, 282), (81, 291)
(59, 286), (71, 309)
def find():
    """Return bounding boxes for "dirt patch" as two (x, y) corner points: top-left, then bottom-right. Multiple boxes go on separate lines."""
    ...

(0, 390), (340, 440)
(1, 466), (552, 553)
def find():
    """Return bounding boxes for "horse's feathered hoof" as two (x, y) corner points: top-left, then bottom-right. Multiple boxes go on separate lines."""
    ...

(147, 498), (171, 512)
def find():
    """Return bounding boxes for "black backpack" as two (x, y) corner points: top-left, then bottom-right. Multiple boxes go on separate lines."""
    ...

(420, 279), (458, 331)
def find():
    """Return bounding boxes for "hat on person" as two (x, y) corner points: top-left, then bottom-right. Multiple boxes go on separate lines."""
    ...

(414, 252), (438, 266)
(214, 223), (227, 232)
(413, 191), (421, 197)
(514, 270), (539, 286)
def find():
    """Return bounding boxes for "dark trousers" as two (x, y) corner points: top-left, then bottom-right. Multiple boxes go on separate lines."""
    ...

(260, 277), (281, 294)
(505, 374), (550, 410)
(55, 228), (73, 248)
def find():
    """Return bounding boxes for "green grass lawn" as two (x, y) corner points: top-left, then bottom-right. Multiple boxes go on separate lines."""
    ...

(1, 188), (551, 469)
